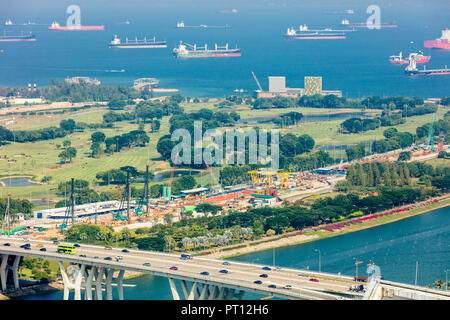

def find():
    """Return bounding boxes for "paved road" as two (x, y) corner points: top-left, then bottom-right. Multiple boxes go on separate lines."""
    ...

(0, 236), (363, 300)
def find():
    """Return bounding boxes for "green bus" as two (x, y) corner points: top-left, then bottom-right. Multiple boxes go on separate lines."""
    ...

(57, 245), (76, 255)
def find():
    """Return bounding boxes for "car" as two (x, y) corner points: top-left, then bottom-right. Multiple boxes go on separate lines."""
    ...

(200, 271), (209, 276)
(79, 254), (87, 257)
(170, 266), (178, 270)
(36, 244), (43, 248)
(39, 248), (47, 252)
(222, 261), (230, 265)
(219, 269), (228, 274)
(253, 280), (263, 284)
(104, 257), (112, 261)
(105, 246), (112, 250)
(262, 266), (271, 271)
(93, 256), (99, 259)
(143, 262), (151, 267)
(275, 266), (282, 271)
(24, 247), (31, 250)
(3, 243), (11, 246)
(116, 255), (123, 260)
(53, 240), (60, 244)
(122, 249), (129, 253)
(20, 244), (30, 248)
(283, 285), (292, 290)
(259, 274), (268, 278)
(309, 278), (319, 282)
(74, 244), (80, 247)
(268, 284), (277, 289)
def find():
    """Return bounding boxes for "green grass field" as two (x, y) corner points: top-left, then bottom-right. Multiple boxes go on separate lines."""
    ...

(0, 102), (445, 201)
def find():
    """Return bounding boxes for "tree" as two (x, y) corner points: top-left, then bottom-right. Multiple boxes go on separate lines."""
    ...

(59, 147), (77, 163)
(90, 142), (101, 158)
(62, 140), (71, 148)
(398, 151), (411, 162)
(60, 119), (76, 132)
(91, 131), (106, 143)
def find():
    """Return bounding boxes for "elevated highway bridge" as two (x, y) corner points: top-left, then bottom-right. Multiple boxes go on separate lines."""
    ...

(0, 236), (448, 300)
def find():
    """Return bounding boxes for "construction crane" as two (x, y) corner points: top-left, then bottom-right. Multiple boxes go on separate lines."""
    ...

(251, 70), (263, 91)
(204, 161), (218, 186)
(425, 113), (436, 152)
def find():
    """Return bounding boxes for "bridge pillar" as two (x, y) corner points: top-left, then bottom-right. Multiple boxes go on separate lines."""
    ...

(208, 285), (218, 300)
(11, 255), (21, 290)
(168, 278), (180, 300)
(58, 262), (85, 300)
(82, 266), (96, 300)
(94, 267), (104, 300)
(105, 268), (114, 300)
(116, 270), (125, 300)
(0, 254), (8, 291)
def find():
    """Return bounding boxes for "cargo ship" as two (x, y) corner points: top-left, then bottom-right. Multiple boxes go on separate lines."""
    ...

(424, 29), (450, 49)
(109, 35), (167, 48)
(48, 21), (104, 31)
(405, 59), (450, 75)
(389, 51), (430, 64)
(284, 25), (349, 39)
(4, 19), (47, 27)
(0, 33), (36, 42)
(340, 19), (397, 28)
(173, 41), (241, 58)
(176, 21), (230, 29)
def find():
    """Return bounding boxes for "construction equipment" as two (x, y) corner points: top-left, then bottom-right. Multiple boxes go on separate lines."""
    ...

(61, 178), (75, 229)
(251, 70), (263, 91)
(133, 165), (150, 216)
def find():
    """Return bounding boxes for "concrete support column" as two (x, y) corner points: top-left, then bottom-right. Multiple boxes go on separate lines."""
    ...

(83, 266), (96, 300)
(199, 284), (209, 300)
(235, 290), (245, 300)
(94, 267), (104, 300)
(0, 254), (9, 291)
(11, 255), (21, 290)
(58, 262), (85, 300)
(116, 270), (125, 300)
(217, 286), (226, 300)
(168, 278), (180, 300)
(180, 280), (189, 299)
(208, 285), (218, 300)
(187, 281), (198, 300)
(226, 288), (235, 300)
(105, 268), (114, 300)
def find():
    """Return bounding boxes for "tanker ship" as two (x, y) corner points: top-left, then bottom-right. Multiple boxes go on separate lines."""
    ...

(4, 19), (47, 27)
(48, 21), (104, 31)
(389, 51), (430, 64)
(109, 35), (167, 48)
(172, 41), (241, 58)
(340, 19), (397, 28)
(424, 29), (450, 49)
(284, 25), (349, 39)
(405, 59), (450, 75)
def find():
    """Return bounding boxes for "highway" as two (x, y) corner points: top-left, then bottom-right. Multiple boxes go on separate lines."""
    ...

(0, 236), (364, 300)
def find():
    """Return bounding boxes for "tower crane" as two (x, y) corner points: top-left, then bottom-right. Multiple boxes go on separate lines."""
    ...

(251, 70), (263, 91)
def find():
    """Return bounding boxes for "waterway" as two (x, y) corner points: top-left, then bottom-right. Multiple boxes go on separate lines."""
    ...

(18, 206), (449, 300)
(0, 177), (37, 187)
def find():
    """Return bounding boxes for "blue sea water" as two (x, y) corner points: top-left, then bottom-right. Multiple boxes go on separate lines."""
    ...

(0, 0), (449, 98)
(18, 206), (450, 300)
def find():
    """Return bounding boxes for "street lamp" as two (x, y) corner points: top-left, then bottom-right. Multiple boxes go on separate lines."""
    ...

(315, 249), (321, 273)
(353, 258), (362, 279)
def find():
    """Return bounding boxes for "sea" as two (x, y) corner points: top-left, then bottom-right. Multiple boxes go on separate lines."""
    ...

(18, 205), (450, 300)
(0, 0), (449, 98)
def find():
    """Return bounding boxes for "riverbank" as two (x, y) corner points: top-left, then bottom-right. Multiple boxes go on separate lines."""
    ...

(202, 195), (450, 259)
(0, 281), (63, 300)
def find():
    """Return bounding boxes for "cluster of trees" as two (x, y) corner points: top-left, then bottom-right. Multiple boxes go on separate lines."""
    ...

(279, 133), (315, 157)
(0, 119), (78, 144)
(104, 130), (150, 154)
(0, 82), (147, 103)
(273, 111), (303, 127)
(341, 117), (381, 133)
(102, 111), (135, 124)
(253, 96), (298, 109)
(416, 111), (450, 143)
(280, 150), (334, 172)
(342, 161), (450, 190)
(0, 198), (33, 222)
(55, 179), (118, 208)
(95, 166), (150, 185)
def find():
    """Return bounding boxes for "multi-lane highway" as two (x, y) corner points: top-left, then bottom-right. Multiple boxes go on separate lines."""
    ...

(0, 236), (362, 300)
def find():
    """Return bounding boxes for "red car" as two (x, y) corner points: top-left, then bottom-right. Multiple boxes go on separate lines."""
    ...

(309, 278), (319, 282)
(170, 266), (178, 271)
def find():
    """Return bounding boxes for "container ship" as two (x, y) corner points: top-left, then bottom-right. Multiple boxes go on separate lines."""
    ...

(405, 59), (450, 75)
(172, 41), (241, 58)
(284, 25), (349, 39)
(109, 35), (167, 48)
(0, 33), (36, 42)
(48, 21), (104, 31)
(389, 51), (430, 64)
(340, 19), (397, 28)
(424, 29), (450, 49)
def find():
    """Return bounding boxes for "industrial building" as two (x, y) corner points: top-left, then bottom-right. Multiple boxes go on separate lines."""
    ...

(254, 76), (342, 98)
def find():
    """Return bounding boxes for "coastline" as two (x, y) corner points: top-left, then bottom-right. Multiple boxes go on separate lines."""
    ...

(202, 196), (450, 259)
